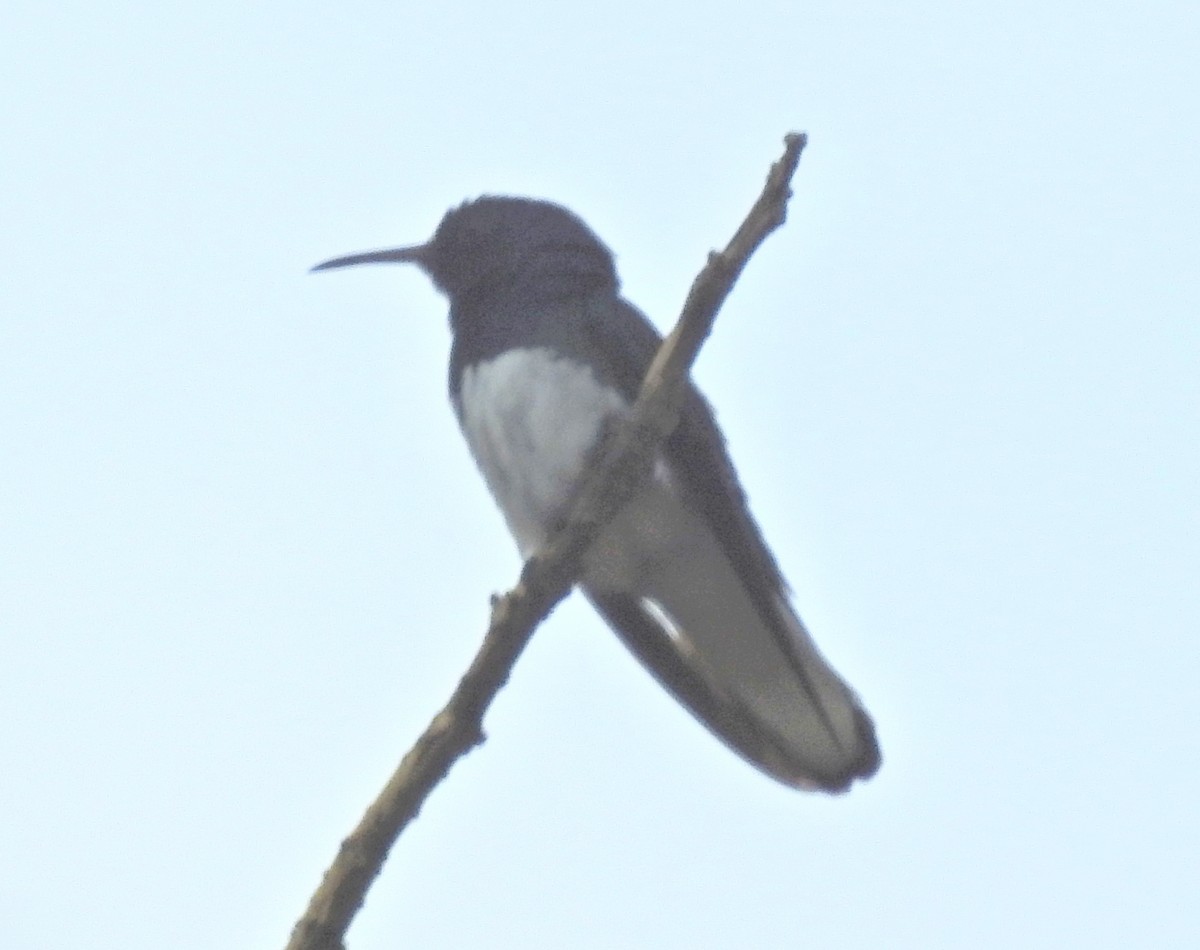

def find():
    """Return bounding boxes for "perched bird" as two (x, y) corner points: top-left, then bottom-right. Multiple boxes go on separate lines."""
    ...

(313, 197), (879, 792)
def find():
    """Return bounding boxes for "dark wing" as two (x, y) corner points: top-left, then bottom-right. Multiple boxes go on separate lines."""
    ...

(579, 294), (879, 791)
(581, 294), (791, 616)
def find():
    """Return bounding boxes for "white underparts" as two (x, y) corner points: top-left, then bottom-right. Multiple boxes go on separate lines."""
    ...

(457, 347), (628, 555)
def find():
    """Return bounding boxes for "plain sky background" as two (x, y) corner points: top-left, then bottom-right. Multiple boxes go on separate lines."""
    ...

(3, 2), (1198, 947)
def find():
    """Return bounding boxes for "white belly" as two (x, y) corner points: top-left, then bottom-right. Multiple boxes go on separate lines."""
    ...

(456, 347), (629, 556)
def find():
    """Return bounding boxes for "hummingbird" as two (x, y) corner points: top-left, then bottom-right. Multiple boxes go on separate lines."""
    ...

(313, 196), (879, 791)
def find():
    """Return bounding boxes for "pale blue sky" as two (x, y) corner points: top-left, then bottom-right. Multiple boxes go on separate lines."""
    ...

(3, 2), (1198, 947)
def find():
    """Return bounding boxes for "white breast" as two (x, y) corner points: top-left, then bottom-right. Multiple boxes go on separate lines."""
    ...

(457, 347), (629, 556)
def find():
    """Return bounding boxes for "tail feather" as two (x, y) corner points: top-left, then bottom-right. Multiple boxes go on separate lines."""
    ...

(582, 482), (879, 791)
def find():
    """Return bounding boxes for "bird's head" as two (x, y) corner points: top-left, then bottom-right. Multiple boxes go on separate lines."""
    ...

(312, 196), (617, 306)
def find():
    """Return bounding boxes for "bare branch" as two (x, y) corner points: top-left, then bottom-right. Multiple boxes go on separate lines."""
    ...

(285, 132), (808, 950)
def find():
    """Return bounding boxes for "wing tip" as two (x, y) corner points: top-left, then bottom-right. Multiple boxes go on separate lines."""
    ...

(587, 589), (882, 795)
(787, 706), (881, 794)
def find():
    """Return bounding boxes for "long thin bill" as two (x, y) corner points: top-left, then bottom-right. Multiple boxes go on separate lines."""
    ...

(310, 243), (429, 273)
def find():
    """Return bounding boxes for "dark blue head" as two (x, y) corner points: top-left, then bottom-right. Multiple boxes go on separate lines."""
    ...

(313, 196), (619, 310)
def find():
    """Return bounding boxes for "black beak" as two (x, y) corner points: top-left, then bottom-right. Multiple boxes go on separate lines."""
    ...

(311, 243), (430, 273)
